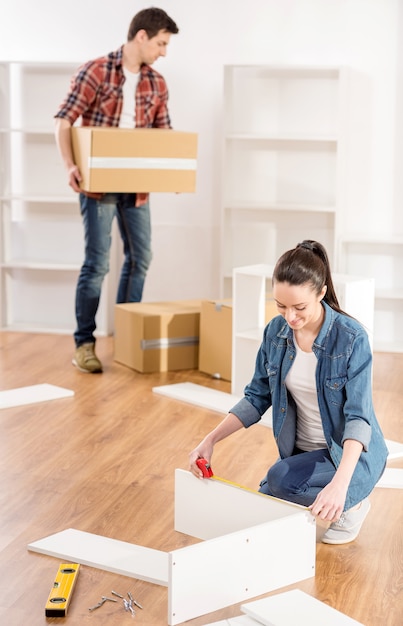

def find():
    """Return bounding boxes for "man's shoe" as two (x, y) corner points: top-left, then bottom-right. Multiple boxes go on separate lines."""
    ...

(322, 498), (371, 545)
(73, 343), (103, 373)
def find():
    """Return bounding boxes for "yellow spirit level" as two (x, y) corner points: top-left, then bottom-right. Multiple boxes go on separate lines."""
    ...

(45, 563), (80, 617)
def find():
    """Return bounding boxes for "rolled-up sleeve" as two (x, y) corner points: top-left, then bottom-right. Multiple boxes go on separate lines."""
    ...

(341, 331), (374, 452)
(229, 397), (261, 428)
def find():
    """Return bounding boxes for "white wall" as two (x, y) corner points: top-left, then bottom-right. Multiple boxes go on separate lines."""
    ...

(0, 0), (401, 301)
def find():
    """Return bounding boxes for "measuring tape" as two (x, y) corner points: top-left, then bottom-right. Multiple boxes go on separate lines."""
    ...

(45, 563), (80, 617)
(196, 458), (265, 496)
(196, 458), (310, 509)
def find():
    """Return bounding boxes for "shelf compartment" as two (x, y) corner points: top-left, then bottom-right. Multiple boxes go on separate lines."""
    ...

(224, 65), (341, 137)
(373, 298), (403, 352)
(1, 267), (78, 332)
(9, 133), (69, 196)
(223, 208), (335, 278)
(224, 137), (337, 207)
(339, 240), (403, 292)
(3, 209), (83, 266)
(7, 62), (78, 130)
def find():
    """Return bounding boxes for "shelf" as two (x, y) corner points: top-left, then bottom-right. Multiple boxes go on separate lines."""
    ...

(375, 288), (403, 301)
(224, 202), (336, 213)
(0, 194), (77, 203)
(224, 64), (342, 75)
(0, 127), (55, 135)
(226, 133), (338, 143)
(1, 261), (80, 271)
(340, 235), (403, 245)
(1, 322), (75, 335)
(0, 321), (108, 336)
(235, 328), (266, 341)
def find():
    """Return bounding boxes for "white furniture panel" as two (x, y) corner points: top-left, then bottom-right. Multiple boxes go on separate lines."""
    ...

(28, 528), (169, 586)
(153, 381), (242, 414)
(0, 383), (73, 409)
(169, 513), (314, 625)
(174, 465), (310, 541)
(241, 589), (364, 626)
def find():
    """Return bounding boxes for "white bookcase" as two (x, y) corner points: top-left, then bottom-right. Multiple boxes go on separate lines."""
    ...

(0, 61), (118, 334)
(232, 264), (374, 397)
(338, 237), (403, 352)
(221, 65), (348, 298)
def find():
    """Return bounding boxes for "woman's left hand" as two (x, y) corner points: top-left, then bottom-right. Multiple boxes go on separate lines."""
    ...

(309, 480), (347, 522)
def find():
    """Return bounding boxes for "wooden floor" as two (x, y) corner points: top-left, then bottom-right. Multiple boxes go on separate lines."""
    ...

(0, 331), (402, 626)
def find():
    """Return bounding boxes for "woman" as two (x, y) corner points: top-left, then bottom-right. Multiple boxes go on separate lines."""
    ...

(189, 240), (388, 544)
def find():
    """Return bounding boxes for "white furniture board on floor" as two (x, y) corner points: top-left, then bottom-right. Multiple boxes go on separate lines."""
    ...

(152, 382), (273, 426)
(28, 470), (316, 626)
(241, 589), (364, 625)
(206, 618), (261, 626)
(375, 467), (403, 489)
(385, 438), (403, 459)
(0, 383), (74, 409)
(153, 382), (241, 414)
(28, 528), (168, 586)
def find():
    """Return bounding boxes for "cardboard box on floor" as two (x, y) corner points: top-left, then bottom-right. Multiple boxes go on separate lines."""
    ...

(199, 297), (278, 381)
(114, 300), (201, 373)
(71, 127), (198, 193)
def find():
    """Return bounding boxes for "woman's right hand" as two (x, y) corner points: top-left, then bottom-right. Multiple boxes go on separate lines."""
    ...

(189, 442), (214, 478)
(188, 413), (244, 479)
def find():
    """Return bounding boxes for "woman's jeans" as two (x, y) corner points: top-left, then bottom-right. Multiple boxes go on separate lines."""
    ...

(258, 448), (337, 507)
(74, 192), (152, 347)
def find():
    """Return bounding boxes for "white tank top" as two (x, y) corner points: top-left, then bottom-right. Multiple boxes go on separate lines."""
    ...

(285, 335), (327, 451)
(119, 67), (139, 128)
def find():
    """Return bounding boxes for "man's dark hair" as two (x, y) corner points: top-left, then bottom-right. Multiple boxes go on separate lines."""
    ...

(127, 7), (179, 41)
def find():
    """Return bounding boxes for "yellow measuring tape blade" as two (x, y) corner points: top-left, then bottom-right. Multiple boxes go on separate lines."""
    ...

(211, 474), (309, 510)
(211, 474), (265, 495)
(45, 563), (80, 617)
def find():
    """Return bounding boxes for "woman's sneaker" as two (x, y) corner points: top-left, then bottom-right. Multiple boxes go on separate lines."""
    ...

(73, 343), (103, 373)
(322, 498), (371, 545)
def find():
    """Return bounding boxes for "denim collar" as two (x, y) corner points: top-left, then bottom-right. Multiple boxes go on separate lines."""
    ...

(277, 300), (335, 352)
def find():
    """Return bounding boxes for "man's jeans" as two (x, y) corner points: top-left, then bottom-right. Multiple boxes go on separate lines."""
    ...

(258, 448), (337, 507)
(74, 192), (152, 347)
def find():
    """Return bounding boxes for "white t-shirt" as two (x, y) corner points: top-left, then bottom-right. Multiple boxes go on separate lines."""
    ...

(285, 335), (327, 451)
(119, 67), (139, 128)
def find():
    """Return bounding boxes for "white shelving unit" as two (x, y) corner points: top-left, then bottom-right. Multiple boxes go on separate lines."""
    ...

(232, 264), (374, 397)
(221, 65), (348, 298)
(339, 237), (403, 352)
(0, 61), (118, 334)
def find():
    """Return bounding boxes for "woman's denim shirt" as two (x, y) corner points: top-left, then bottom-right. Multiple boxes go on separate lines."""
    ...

(230, 301), (388, 509)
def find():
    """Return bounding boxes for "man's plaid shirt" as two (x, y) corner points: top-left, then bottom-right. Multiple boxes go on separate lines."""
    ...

(55, 46), (171, 129)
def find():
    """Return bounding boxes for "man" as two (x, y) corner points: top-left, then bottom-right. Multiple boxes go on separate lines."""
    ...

(55, 7), (179, 373)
